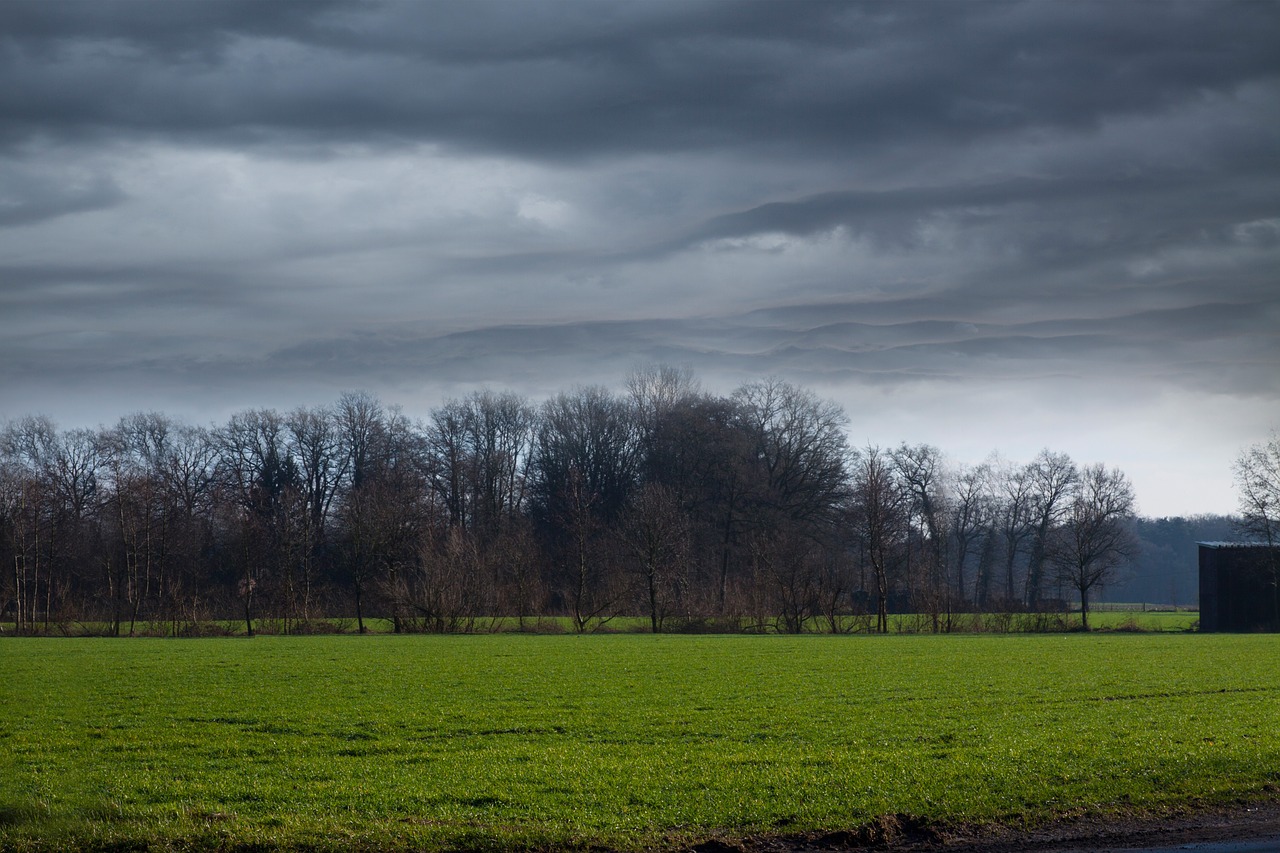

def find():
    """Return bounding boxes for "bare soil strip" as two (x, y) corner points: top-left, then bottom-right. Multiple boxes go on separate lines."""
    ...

(697, 797), (1280, 853)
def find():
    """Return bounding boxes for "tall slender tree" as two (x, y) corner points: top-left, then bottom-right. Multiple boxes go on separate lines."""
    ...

(1050, 464), (1138, 629)
(1023, 450), (1078, 608)
(1233, 432), (1280, 627)
(851, 445), (906, 634)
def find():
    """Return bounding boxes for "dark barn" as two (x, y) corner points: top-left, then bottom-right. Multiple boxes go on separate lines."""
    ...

(1198, 542), (1280, 632)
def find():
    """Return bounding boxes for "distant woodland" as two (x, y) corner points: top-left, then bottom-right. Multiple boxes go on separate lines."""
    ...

(0, 368), (1237, 635)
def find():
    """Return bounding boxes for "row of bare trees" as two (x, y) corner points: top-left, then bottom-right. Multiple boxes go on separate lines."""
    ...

(0, 369), (1138, 634)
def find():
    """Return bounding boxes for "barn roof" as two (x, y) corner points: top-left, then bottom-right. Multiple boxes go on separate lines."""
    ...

(1198, 541), (1275, 549)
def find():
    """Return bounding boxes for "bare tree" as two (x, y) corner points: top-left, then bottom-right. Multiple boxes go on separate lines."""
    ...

(463, 390), (534, 539)
(753, 524), (834, 634)
(950, 460), (995, 608)
(892, 443), (949, 629)
(850, 446), (906, 633)
(393, 526), (486, 633)
(732, 378), (851, 530)
(730, 379), (852, 629)
(427, 399), (470, 530)
(436, 390), (537, 617)
(530, 387), (638, 631)
(102, 415), (165, 635)
(339, 406), (432, 634)
(0, 435), (48, 634)
(157, 423), (218, 631)
(618, 482), (689, 632)
(2, 418), (103, 632)
(627, 363), (700, 452)
(336, 391), (383, 491)
(334, 392), (389, 633)
(992, 458), (1034, 608)
(285, 405), (348, 623)
(428, 391), (533, 541)
(1050, 464), (1138, 629)
(489, 518), (545, 627)
(530, 386), (638, 530)
(643, 394), (754, 615)
(1235, 432), (1280, 546)
(1233, 432), (1280, 627)
(1024, 450), (1079, 608)
(561, 467), (619, 633)
(217, 409), (301, 635)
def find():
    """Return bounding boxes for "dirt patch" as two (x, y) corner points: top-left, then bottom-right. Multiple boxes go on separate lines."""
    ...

(695, 796), (1280, 853)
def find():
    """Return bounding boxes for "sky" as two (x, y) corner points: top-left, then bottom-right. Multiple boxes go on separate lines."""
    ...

(2, 0), (1278, 517)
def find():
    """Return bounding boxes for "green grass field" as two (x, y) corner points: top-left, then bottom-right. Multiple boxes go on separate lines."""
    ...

(1081, 609), (1197, 631)
(0, 607), (1200, 637)
(2, 633), (1277, 852)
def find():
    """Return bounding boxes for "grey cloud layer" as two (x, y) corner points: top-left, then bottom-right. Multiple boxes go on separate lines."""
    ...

(2, 0), (1278, 514)
(3, 1), (1277, 156)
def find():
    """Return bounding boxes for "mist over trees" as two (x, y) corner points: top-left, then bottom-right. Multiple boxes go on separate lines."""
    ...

(0, 369), (1209, 635)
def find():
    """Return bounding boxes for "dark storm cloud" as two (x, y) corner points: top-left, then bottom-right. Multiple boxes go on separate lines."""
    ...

(692, 172), (1279, 248)
(2, 0), (1277, 158)
(0, 1), (341, 56)
(3, 0), (1279, 515)
(0, 173), (126, 227)
(0, 262), (243, 312)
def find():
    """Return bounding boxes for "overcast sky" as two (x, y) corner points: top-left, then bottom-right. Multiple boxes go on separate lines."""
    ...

(2, 0), (1278, 516)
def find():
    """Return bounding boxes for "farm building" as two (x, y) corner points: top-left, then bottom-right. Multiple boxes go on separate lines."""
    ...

(1198, 542), (1280, 632)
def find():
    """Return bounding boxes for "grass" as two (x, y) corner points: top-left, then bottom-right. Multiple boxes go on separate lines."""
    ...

(1, 633), (1277, 851)
(0, 607), (1200, 637)
(1084, 609), (1198, 631)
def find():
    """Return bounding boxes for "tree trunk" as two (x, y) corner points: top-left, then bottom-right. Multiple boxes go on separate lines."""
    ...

(243, 591), (254, 637)
(647, 564), (659, 633)
(874, 556), (888, 634)
(718, 509), (734, 615)
(1025, 525), (1050, 607)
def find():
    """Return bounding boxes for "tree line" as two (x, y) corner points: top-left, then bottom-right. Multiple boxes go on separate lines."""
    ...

(1, 368), (1141, 635)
